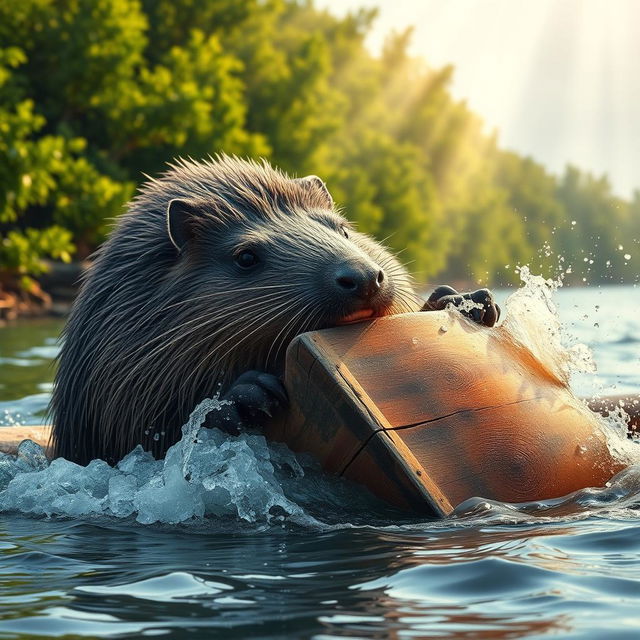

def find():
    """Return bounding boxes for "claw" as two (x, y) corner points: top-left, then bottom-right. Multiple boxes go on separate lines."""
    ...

(204, 370), (288, 434)
(256, 373), (288, 405)
(423, 285), (500, 327)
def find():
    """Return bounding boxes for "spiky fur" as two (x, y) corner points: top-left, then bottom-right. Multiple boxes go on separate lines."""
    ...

(50, 155), (420, 465)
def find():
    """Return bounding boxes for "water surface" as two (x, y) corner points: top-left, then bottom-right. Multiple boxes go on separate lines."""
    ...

(0, 285), (639, 638)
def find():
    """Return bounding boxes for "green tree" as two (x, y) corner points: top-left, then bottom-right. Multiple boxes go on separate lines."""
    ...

(1, 0), (638, 307)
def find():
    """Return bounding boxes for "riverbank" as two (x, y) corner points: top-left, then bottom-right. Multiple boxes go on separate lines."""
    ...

(0, 261), (85, 325)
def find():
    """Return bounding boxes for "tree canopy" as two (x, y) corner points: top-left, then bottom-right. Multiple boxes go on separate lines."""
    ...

(1, 0), (637, 296)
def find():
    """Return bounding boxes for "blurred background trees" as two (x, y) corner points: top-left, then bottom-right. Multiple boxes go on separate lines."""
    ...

(1, 0), (637, 302)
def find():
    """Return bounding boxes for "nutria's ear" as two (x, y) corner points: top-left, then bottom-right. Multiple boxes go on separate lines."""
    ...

(294, 175), (333, 209)
(166, 199), (199, 252)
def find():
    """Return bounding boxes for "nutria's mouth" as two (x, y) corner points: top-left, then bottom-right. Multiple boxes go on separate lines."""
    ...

(331, 300), (397, 327)
(335, 308), (376, 325)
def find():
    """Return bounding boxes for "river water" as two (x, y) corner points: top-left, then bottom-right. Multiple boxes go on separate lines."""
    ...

(0, 283), (639, 638)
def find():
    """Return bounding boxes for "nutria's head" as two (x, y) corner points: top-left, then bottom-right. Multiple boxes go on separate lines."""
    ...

(161, 161), (417, 372)
(51, 156), (420, 464)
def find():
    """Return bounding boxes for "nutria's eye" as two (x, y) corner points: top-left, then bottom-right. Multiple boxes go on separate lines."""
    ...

(234, 249), (259, 270)
(341, 226), (349, 239)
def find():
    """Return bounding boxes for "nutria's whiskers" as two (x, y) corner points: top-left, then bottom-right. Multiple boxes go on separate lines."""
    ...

(266, 298), (317, 367)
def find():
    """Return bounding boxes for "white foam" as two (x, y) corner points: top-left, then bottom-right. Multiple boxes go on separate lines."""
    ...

(0, 399), (318, 525)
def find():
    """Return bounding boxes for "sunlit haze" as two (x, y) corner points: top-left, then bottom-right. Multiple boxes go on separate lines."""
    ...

(317, 0), (640, 198)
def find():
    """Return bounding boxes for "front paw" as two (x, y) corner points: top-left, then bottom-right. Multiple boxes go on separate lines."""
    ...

(422, 285), (501, 327)
(203, 371), (288, 435)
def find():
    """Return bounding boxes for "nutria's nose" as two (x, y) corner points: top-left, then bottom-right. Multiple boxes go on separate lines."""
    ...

(334, 263), (385, 300)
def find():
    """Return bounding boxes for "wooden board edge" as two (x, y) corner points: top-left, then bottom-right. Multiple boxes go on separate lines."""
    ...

(0, 425), (53, 457)
(333, 358), (453, 515)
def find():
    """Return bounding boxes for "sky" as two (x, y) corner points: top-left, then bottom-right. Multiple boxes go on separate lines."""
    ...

(316, 0), (640, 198)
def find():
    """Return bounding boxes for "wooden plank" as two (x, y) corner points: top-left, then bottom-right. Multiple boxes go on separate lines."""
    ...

(334, 360), (452, 515)
(0, 425), (52, 457)
(341, 428), (453, 515)
(379, 398), (621, 507)
(295, 312), (563, 428)
(265, 333), (386, 475)
(267, 312), (631, 513)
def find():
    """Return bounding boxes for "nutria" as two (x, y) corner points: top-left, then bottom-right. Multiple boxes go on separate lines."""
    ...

(50, 155), (498, 465)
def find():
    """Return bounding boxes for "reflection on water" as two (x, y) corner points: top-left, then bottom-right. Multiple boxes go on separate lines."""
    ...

(0, 285), (639, 638)
(2, 516), (640, 638)
(0, 317), (64, 425)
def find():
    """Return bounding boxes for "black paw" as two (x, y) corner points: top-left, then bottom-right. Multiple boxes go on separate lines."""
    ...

(422, 285), (501, 327)
(203, 371), (288, 435)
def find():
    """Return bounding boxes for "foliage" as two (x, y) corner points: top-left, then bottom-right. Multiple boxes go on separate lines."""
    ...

(0, 0), (637, 292)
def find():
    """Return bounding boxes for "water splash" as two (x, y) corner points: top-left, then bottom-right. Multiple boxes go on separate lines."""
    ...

(0, 397), (393, 527)
(0, 400), (319, 526)
(501, 266), (639, 465)
(451, 463), (640, 526)
(502, 266), (595, 385)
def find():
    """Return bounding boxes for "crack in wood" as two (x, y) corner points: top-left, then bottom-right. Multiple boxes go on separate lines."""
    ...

(389, 396), (547, 432)
(337, 396), (545, 483)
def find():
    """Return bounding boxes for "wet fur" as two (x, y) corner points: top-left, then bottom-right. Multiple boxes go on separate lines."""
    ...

(50, 156), (420, 465)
